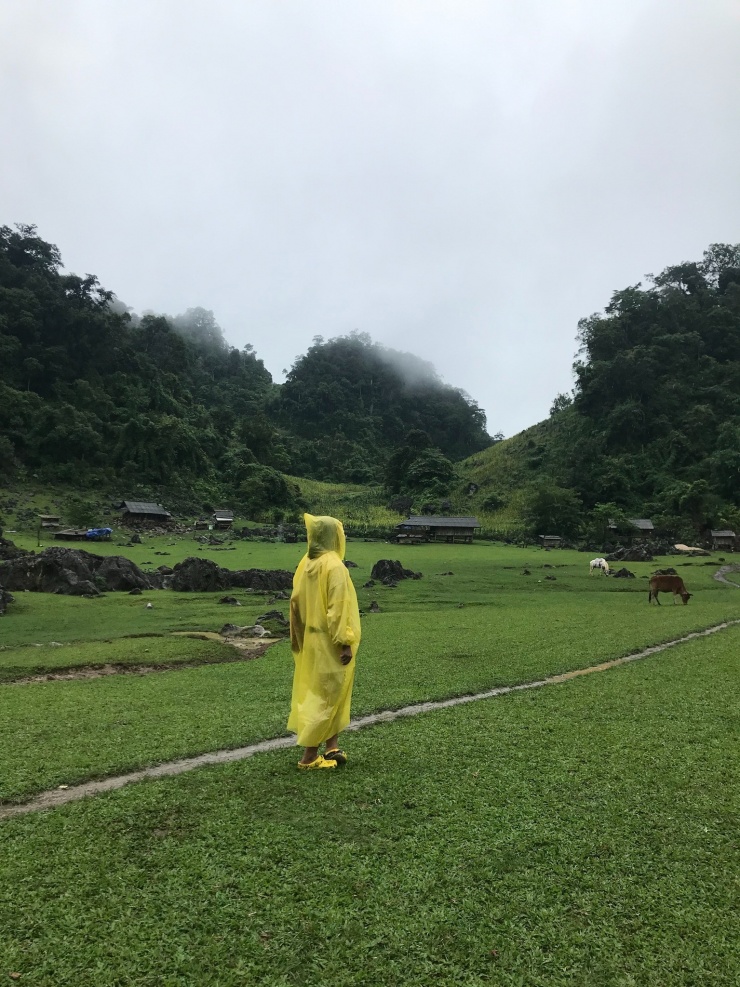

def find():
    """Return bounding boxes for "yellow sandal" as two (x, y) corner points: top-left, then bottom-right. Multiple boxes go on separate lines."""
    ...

(298, 755), (336, 770)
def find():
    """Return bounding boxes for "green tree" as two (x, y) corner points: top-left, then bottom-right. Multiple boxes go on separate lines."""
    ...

(237, 464), (304, 522)
(405, 448), (456, 493)
(584, 503), (630, 545)
(515, 481), (582, 539)
(385, 429), (433, 493)
(64, 495), (99, 529)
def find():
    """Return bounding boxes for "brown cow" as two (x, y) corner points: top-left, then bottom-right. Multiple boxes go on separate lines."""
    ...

(648, 574), (692, 605)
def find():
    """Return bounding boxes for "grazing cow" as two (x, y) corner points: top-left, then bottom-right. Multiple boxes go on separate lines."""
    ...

(589, 557), (610, 575)
(648, 574), (692, 605)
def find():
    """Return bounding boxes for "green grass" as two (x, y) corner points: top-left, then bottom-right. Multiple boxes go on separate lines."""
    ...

(1, 627), (738, 985)
(1, 544), (737, 802)
(0, 635), (238, 682)
(285, 475), (401, 529)
(0, 586), (296, 648)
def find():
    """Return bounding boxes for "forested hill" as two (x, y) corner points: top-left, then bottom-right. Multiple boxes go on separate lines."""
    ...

(0, 224), (491, 511)
(275, 333), (490, 481)
(463, 243), (740, 539)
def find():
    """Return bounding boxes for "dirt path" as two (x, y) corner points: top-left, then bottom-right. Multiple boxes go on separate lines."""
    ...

(714, 564), (740, 589)
(3, 617), (739, 822)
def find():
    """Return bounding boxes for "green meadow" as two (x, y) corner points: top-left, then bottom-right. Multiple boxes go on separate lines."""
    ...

(1, 536), (739, 984)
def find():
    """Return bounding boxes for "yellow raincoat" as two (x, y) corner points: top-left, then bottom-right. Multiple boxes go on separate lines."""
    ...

(288, 514), (361, 747)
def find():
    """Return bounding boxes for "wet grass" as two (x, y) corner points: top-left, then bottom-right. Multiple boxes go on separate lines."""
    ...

(0, 635), (237, 683)
(0, 587), (289, 648)
(1, 545), (737, 802)
(1, 627), (738, 985)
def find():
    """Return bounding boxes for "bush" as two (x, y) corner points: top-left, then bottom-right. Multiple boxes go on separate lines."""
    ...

(64, 495), (99, 529)
(237, 465), (306, 522)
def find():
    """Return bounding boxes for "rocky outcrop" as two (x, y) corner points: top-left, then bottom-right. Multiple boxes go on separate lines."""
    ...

(0, 547), (153, 595)
(0, 547), (294, 596)
(168, 557), (293, 593)
(169, 558), (229, 592)
(0, 536), (31, 561)
(96, 555), (153, 591)
(605, 545), (655, 563)
(230, 568), (294, 592)
(0, 586), (14, 615)
(370, 559), (422, 586)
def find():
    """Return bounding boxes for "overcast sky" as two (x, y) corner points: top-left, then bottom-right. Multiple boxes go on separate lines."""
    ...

(2, 0), (739, 437)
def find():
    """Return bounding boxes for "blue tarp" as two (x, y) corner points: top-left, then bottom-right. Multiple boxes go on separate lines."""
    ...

(86, 528), (113, 540)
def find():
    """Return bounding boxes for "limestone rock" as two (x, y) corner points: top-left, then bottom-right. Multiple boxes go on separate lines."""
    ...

(0, 547), (152, 595)
(0, 586), (14, 615)
(370, 559), (422, 585)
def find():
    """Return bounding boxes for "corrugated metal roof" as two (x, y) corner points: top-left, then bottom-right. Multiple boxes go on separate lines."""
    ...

(397, 516), (481, 528)
(711, 529), (736, 537)
(213, 510), (234, 519)
(120, 501), (171, 516)
(629, 518), (654, 530)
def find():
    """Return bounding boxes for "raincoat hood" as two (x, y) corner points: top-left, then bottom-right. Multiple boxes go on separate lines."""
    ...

(305, 513), (346, 561)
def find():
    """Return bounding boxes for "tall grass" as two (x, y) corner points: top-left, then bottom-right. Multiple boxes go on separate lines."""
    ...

(285, 476), (401, 531)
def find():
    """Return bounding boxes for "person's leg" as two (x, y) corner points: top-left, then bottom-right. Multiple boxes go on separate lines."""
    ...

(299, 745), (319, 764)
(323, 735), (347, 764)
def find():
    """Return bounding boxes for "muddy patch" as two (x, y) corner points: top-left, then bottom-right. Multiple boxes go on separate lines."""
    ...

(4, 633), (282, 685)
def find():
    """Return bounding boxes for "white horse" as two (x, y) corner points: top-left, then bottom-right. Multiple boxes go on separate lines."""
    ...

(589, 557), (610, 575)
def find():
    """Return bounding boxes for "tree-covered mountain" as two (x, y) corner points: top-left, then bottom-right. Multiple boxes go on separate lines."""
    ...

(7, 223), (737, 538)
(274, 332), (491, 482)
(462, 243), (740, 539)
(0, 224), (491, 513)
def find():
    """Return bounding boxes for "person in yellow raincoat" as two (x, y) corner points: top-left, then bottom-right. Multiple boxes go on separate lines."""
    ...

(288, 514), (361, 770)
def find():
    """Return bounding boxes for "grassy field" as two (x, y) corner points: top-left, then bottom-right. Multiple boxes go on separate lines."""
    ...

(284, 476), (402, 530)
(1, 541), (737, 804)
(2, 532), (739, 983)
(1, 626), (738, 985)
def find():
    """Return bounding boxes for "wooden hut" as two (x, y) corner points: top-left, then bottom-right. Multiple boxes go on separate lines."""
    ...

(54, 527), (112, 542)
(539, 534), (562, 549)
(38, 514), (61, 530)
(711, 529), (736, 551)
(394, 516), (481, 544)
(212, 509), (234, 531)
(628, 518), (654, 540)
(117, 501), (172, 524)
(54, 529), (89, 541)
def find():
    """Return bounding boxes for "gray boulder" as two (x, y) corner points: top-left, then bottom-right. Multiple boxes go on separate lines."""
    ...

(96, 555), (152, 591)
(170, 558), (229, 592)
(0, 586), (14, 615)
(169, 557), (294, 593)
(230, 568), (293, 591)
(606, 545), (654, 563)
(0, 546), (154, 595)
(370, 559), (422, 584)
(0, 536), (30, 561)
